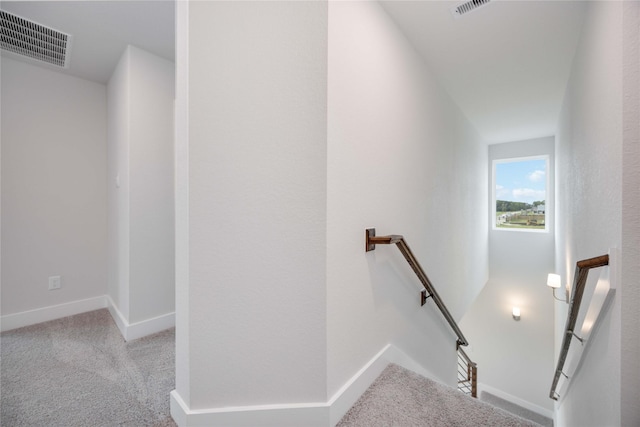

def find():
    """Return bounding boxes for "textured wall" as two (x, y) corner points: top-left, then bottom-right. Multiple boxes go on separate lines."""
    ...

(327, 0), (488, 397)
(621, 1), (640, 425)
(177, 0), (489, 412)
(554, 2), (624, 426)
(183, 0), (328, 408)
(1, 58), (107, 315)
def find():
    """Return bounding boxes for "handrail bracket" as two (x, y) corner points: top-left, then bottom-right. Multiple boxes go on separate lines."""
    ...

(365, 228), (376, 252)
(421, 289), (433, 306)
(366, 228), (404, 251)
(570, 330), (585, 344)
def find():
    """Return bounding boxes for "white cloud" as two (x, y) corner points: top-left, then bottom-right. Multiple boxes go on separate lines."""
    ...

(513, 188), (545, 200)
(528, 170), (546, 183)
(495, 185), (510, 199)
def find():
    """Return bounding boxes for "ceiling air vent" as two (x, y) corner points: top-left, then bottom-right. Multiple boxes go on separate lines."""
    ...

(0, 10), (71, 68)
(451, 0), (492, 19)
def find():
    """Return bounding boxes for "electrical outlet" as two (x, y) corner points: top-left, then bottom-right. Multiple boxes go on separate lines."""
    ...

(48, 276), (61, 290)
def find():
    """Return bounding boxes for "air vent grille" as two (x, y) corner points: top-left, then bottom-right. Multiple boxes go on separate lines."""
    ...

(451, 0), (492, 18)
(0, 10), (71, 68)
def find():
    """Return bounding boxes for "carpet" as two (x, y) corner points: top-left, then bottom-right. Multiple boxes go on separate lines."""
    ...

(337, 364), (543, 427)
(480, 392), (553, 427)
(1, 309), (176, 427)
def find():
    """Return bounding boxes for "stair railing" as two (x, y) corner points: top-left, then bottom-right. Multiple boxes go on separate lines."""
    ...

(549, 254), (609, 401)
(365, 228), (477, 397)
(457, 344), (478, 398)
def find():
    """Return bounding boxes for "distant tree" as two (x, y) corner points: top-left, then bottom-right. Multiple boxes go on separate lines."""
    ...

(496, 200), (531, 212)
(532, 200), (545, 207)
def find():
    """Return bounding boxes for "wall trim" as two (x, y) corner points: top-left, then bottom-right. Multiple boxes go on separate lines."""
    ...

(107, 296), (175, 341)
(478, 382), (554, 419)
(170, 391), (330, 427)
(0, 295), (175, 341)
(170, 343), (442, 427)
(327, 344), (392, 425)
(0, 295), (107, 332)
(107, 296), (128, 338)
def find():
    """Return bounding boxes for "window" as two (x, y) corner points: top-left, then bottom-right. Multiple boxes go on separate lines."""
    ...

(493, 156), (548, 232)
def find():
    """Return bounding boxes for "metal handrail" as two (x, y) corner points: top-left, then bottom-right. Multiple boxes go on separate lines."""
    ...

(365, 228), (469, 347)
(549, 254), (609, 400)
(457, 344), (476, 368)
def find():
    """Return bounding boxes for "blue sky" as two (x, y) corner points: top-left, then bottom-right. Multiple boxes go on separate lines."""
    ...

(495, 158), (546, 204)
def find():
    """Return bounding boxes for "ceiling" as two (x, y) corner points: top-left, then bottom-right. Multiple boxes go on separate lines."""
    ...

(1, 1), (175, 84)
(1, 0), (585, 144)
(380, 0), (586, 143)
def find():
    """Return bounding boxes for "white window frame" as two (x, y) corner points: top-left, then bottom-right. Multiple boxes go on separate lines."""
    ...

(492, 155), (550, 233)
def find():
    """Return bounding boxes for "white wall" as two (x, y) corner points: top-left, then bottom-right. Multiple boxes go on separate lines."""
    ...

(178, 0), (328, 410)
(175, 0), (488, 422)
(107, 46), (175, 331)
(460, 136), (555, 413)
(174, 0), (190, 407)
(621, 2), (640, 425)
(554, 1), (631, 425)
(1, 57), (107, 317)
(128, 47), (175, 323)
(107, 47), (131, 318)
(326, 0), (488, 397)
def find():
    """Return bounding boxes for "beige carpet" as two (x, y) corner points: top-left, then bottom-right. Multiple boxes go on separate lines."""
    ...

(337, 364), (543, 427)
(2, 311), (546, 427)
(481, 391), (553, 427)
(1, 309), (176, 427)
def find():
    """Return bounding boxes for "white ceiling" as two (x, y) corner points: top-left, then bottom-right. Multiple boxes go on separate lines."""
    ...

(380, 0), (586, 143)
(1, 0), (585, 144)
(1, 1), (174, 84)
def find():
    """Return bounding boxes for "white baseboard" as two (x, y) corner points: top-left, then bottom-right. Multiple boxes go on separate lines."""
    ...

(106, 299), (128, 339)
(327, 344), (393, 425)
(107, 296), (175, 341)
(170, 391), (330, 427)
(170, 343), (438, 427)
(478, 382), (554, 419)
(0, 296), (175, 341)
(0, 296), (108, 332)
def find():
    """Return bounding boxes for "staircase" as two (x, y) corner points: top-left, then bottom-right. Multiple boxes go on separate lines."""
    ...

(337, 364), (545, 427)
(361, 230), (545, 426)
